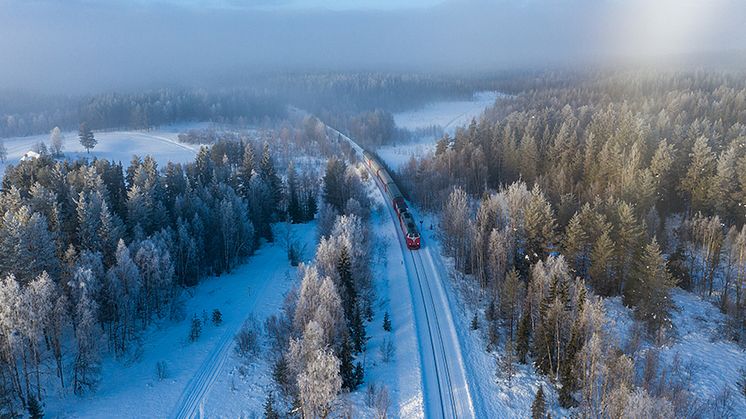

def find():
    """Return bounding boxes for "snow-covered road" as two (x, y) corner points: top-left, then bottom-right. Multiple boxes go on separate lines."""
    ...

(326, 124), (476, 419)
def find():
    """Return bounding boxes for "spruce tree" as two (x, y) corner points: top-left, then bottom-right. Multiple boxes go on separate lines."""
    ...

(78, 122), (97, 154)
(28, 396), (44, 419)
(516, 308), (531, 364)
(625, 237), (677, 331)
(471, 312), (479, 330)
(354, 362), (364, 388)
(264, 391), (279, 419)
(523, 185), (556, 263)
(337, 246), (357, 323)
(339, 336), (357, 391)
(287, 161), (302, 223)
(589, 230), (615, 296)
(563, 213), (587, 276)
(382, 312), (391, 332)
(613, 202), (643, 295)
(259, 142), (282, 214)
(239, 142), (255, 199)
(679, 136), (716, 213)
(531, 385), (546, 419)
(351, 305), (367, 353)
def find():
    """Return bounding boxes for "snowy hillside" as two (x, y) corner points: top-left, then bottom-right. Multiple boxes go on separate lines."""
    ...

(0, 123), (213, 177)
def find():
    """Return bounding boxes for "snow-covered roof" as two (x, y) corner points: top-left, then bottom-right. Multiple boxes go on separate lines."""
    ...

(20, 150), (41, 161)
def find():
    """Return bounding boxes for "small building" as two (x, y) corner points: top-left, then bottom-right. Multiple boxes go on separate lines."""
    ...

(20, 150), (41, 162)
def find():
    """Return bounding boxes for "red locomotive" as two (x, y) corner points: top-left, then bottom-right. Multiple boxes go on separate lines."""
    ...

(362, 151), (421, 249)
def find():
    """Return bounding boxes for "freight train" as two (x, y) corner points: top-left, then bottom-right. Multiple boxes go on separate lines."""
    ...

(362, 151), (421, 249)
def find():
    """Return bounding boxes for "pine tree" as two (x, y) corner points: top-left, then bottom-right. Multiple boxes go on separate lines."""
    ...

(264, 391), (279, 419)
(531, 385), (546, 419)
(516, 307), (531, 364)
(78, 122), (97, 153)
(382, 312), (391, 332)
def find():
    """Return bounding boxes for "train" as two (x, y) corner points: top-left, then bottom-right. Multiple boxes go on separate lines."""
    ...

(362, 150), (421, 250)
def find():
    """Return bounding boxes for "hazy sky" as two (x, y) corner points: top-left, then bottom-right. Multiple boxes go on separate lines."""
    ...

(1, 0), (744, 93)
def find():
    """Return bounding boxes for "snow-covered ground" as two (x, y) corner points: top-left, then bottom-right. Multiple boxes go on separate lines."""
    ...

(393, 92), (501, 134)
(378, 91), (502, 170)
(45, 222), (317, 418)
(0, 123), (217, 177)
(605, 289), (746, 415)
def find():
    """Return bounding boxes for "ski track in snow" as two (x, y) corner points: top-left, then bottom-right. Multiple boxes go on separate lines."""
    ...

(169, 253), (283, 419)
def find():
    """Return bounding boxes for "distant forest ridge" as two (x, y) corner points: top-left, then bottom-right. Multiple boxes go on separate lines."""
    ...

(0, 72), (507, 139)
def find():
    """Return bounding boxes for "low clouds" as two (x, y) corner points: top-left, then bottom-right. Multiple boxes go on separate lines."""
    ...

(0, 0), (744, 93)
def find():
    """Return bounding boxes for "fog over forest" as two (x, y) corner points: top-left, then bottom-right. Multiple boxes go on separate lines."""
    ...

(1, 0), (745, 93)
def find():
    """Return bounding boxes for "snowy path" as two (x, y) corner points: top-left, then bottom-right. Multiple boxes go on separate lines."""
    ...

(326, 124), (476, 419)
(169, 246), (287, 419)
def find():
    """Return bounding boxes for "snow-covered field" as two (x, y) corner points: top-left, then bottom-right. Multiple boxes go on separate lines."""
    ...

(393, 91), (501, 134)
(0, 123), (216, 177)
(45, 222), (317, 418)
(377, 91), (501, 170)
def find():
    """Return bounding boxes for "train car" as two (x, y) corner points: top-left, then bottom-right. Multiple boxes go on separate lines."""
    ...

(364, 150), (421, 249)
(400, 211), (421, 249)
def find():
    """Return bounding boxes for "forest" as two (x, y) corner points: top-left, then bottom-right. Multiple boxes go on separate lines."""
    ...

(0, 122), (328, 413)
(396, 70), (746, 417)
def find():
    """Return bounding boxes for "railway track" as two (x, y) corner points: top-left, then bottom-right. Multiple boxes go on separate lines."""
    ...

(322, 121), (475, 418)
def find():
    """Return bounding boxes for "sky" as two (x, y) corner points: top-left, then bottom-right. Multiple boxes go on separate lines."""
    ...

(0, 0), (745, 94)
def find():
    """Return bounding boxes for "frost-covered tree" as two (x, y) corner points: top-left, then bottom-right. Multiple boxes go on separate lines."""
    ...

(73, 288), (101, 395)
(50, 126), (64, 156)
(290, 322), (341, 419)
(104, 240), (142, 354)
(133, 238), (174, 322)
(441, 187), (471, 271)
(0, 206), (59, 284)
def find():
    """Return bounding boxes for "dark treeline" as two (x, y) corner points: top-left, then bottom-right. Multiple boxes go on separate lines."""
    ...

(399, 70), (746, 417)
(0, 88), (286, 138)
(0, 129), (321, 415)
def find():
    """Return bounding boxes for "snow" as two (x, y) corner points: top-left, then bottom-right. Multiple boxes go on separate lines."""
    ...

(0, 123), (216, 178)
(604, 289), (746, 415)
(393, 91), (501, 134)
(414, 212), (566, 419)
(45, 222), (317, 418)
(377, 91), (502, 170)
